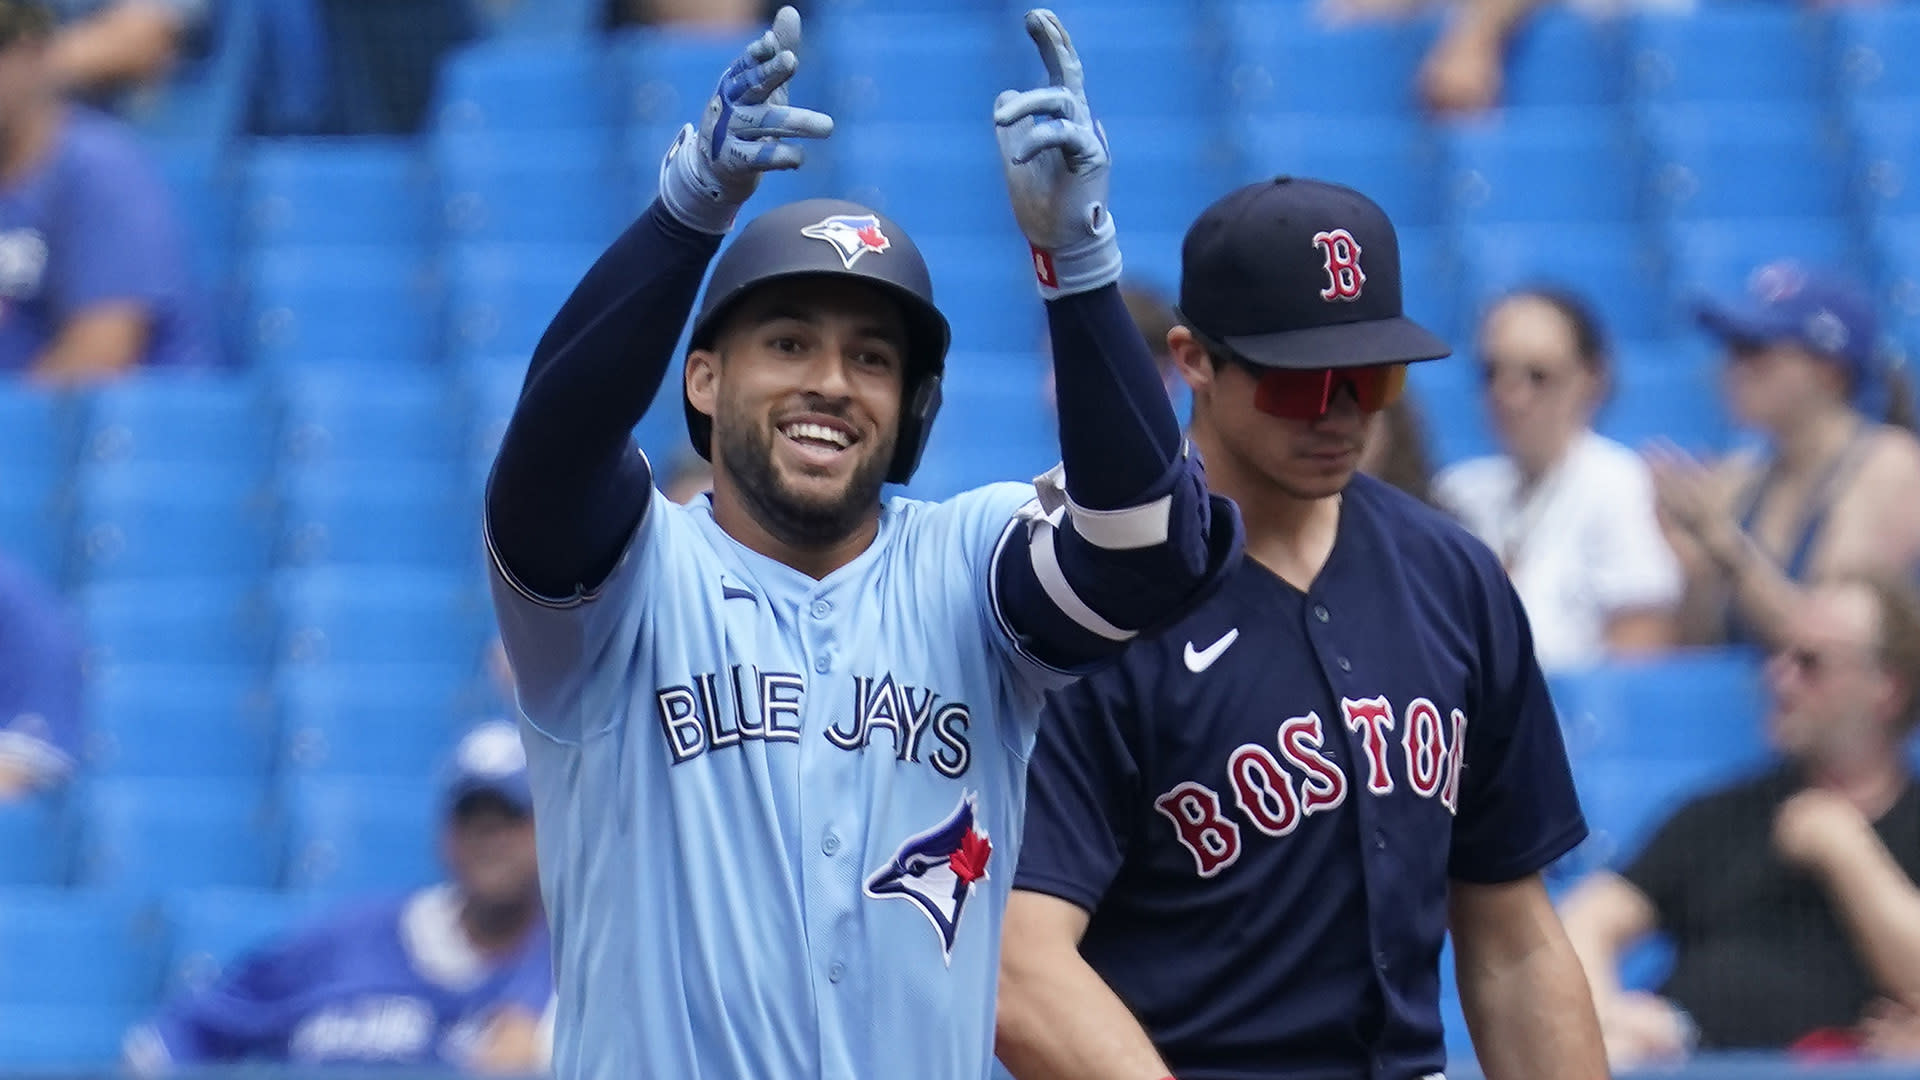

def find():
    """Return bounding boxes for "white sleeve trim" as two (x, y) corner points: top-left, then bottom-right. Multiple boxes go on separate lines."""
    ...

(1032, 460), (1174, 551)
(0, 729), (72, 784)
(1028, 510), (1136, 643)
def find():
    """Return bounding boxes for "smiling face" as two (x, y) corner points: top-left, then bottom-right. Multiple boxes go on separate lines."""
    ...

(686, 276), (910, 549)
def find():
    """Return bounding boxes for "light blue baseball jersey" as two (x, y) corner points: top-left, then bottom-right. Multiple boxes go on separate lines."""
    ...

(489, 476), (1072, 1080)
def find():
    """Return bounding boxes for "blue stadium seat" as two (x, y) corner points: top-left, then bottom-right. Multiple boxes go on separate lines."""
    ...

(1455, 223), (1674, 341)
(817, 11), (1016, 126)
(1852, 102), (1920, 219)
(0, 888), (164, 1065)
(444, 244), (603, 364)
(902, 374), (1058, 501)
(77, 778), (282, 890)
(0, 382), (76, 474)
(83, 664), (275, 781)
(1222, 13), (1441, 121)
(0, 799), (75, 886)
(160, 888), (332, 997)
(244, 246), (442, 369)
(277, 667), (476, 779)
(119, 0), (260, 143)
(614, 27), (766, 129)
(435, 130), (627, 248)
(77, 579), (272, 672)
(146, 138), (238, 296)
(1870, 216), (1920, 353)
(76, 376), (270, 470)
(1565, 755), (1767, 875)
(911, 238), (1042, 354)
(1551, 649), (1771, 764)
(0, 495), (60, 586)
(243, 138), (433, 249)
(1831, 6), (1920, 104)
(1624, 9), (1824, 107)
(433, 40), (617, 133)
(271, 567), (492, 669)
(1663, 219), (1860, 314)
(1443, 121), (1640, 225)
(1406, 359), (1496, 468)
(835, 125), (1011, 239)
(69, 463), (276, 584)
(1241, 120), (1445, 230)
(274, 368), (463, 465)
(1498, 10), (1624, 109)
(1596, 359), (1736, 457)
(283, 778), (440, 894)
(276, 463), (479, 570)
(1016, 2), (1220, 122)
(1643, 113), (1850, 223)
(1102, 122), (1241, 236)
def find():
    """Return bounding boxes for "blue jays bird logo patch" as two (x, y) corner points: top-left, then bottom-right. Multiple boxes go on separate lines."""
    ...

(800, 213), (892, 269)
(865, 792), (993, 963)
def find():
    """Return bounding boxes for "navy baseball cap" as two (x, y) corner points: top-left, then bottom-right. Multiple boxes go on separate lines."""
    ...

(442, 720), (533, 818)
(1177, 177), (1452, 371)
(1694, 260), (1883, 407)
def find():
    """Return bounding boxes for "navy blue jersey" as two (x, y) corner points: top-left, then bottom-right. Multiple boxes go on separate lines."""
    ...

(1013, 473), (1587, 1080)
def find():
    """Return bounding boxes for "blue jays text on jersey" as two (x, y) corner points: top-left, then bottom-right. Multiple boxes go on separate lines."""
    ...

(1014, 474), (1589, 1080)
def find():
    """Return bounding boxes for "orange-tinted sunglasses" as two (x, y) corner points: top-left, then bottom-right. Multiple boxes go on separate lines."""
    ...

(1251, 363), (1408, 421)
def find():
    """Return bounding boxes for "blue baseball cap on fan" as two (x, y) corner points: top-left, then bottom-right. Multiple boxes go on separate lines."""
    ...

(1693, 260), (1887, 418)
(443, 720), (533, 818)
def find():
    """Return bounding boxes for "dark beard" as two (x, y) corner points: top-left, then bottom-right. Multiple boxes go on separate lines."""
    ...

(717, 406), (895, 548)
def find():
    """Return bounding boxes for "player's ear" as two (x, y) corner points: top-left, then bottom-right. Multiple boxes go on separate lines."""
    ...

(686, 348), (720, 421)
(1167, 326), (1214, 395)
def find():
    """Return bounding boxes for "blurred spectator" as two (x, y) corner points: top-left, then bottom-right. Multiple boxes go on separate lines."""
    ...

(1357, 393), (1435, 504)
(604, 0), (778, 30)
(1650, 262), (1920, 651)
(0, 547), (80, 800)
(123, 721), (553, 1074)
(1434, 288), (1680, 670)
(1559, 572), (1920, 1067)
(44, 0), (207, 105)
(0, 0), (217, 381)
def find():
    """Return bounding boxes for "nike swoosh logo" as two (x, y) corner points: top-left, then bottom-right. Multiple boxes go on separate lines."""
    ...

(1183, 628), (1239, 673)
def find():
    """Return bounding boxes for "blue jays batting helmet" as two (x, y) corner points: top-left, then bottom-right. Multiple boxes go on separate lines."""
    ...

(684, 198), (952, 486)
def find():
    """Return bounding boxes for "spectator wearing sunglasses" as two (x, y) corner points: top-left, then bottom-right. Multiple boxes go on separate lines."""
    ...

(1558, 571), (1920, 1068)
(1433, 287), (1681, 671)
(1647, 261), (1920, 652)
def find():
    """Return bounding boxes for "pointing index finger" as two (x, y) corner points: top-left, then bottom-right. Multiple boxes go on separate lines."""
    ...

(1024, 8), (1083, 94)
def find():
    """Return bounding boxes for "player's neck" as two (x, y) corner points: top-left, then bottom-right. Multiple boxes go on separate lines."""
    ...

(1193, 426), (1342, 588)
(460, 895), (541, 955)
(709, 482), (880, 580)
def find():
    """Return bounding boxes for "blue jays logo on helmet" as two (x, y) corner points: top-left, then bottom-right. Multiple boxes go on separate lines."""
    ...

(800, 213), (893, 270)
(864, 791), (993, 964)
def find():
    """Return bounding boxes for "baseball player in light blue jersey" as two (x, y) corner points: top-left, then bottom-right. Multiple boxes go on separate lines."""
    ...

(483, 7), (1242, 1079)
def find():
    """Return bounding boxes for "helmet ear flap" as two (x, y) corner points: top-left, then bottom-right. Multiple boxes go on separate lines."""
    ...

(887, 373), (943, 485)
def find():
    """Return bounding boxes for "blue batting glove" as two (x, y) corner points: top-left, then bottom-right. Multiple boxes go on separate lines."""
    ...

(659, 5), (835, 235)
(994, 9), (1122, 300)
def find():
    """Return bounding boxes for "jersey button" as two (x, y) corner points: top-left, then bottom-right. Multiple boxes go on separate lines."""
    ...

(828, 962), (845, 984)
(822, 832), (841, 856)
(1313, 604), (1330, 622)
(811, 599), (832, 619)
(814, 655), (831, 673)
(1337, 656), (1352, 672)
(1373, 829), (1386, 850)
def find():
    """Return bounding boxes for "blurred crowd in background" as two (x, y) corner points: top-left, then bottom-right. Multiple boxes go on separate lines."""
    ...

(7, 0), (1920, 1074)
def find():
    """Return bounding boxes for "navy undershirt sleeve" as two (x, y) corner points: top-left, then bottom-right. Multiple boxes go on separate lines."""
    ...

(484, 200), (724, 600)
(1044, 283), (1184, 509)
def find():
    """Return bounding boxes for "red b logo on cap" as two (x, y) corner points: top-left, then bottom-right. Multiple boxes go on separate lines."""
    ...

(1313, 229), (1366, 302)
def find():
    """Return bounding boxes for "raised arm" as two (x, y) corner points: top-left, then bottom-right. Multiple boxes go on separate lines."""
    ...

(485, 6), (832, 602)
(986, 9), (1240, 673)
